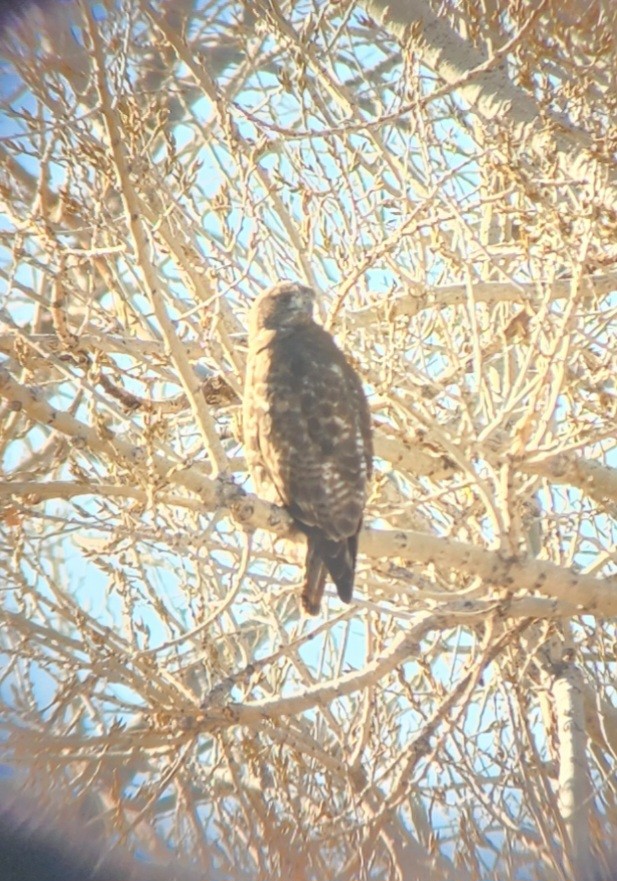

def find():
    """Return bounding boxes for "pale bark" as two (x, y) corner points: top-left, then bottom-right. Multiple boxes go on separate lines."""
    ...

(554, 663), (593, 880)
(362, 0), (617, 213)
(1, 1), (615, 878)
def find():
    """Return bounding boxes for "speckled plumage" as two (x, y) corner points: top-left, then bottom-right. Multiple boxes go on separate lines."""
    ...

(243, 282), (373, 614)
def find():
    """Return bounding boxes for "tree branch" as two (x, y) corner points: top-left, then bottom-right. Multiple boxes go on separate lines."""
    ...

(84, 4), (228, 476)
(362, 0), (617, 214)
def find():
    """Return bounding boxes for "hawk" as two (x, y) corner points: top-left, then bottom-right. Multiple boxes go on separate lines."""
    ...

(243, 282), (373, 614)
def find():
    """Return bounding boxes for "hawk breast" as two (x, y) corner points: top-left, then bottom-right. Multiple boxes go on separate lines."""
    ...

(245, 322), (372, 541)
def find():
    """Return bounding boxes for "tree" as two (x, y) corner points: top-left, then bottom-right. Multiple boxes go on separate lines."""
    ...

(0, 0), (615, 878)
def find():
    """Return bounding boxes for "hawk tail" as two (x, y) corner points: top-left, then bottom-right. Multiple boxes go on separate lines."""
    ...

(301, 532), (358, 614)
(301, 541), (327, 615)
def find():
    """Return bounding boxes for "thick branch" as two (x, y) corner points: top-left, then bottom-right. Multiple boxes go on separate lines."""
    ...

(525, 454), (617, 507)
(554, 663), (593, 879)
(0, 368), (221, 507)
(356, 273), (617, 324)
(362, 527), (617, 615)
(0, 480), (203, 510)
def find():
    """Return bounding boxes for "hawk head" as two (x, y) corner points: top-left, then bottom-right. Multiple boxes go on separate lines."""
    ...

(249, 282), (316, 334)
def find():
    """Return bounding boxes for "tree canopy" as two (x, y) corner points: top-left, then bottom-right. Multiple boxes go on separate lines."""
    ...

(0, 1), (616, 879)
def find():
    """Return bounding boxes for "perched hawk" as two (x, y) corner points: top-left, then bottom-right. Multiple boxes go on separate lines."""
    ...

(243, 282), (373, 614)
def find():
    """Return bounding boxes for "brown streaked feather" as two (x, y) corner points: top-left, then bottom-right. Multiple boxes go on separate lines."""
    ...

(301, 538), (327, 615)
(244, 282), (372, 614)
